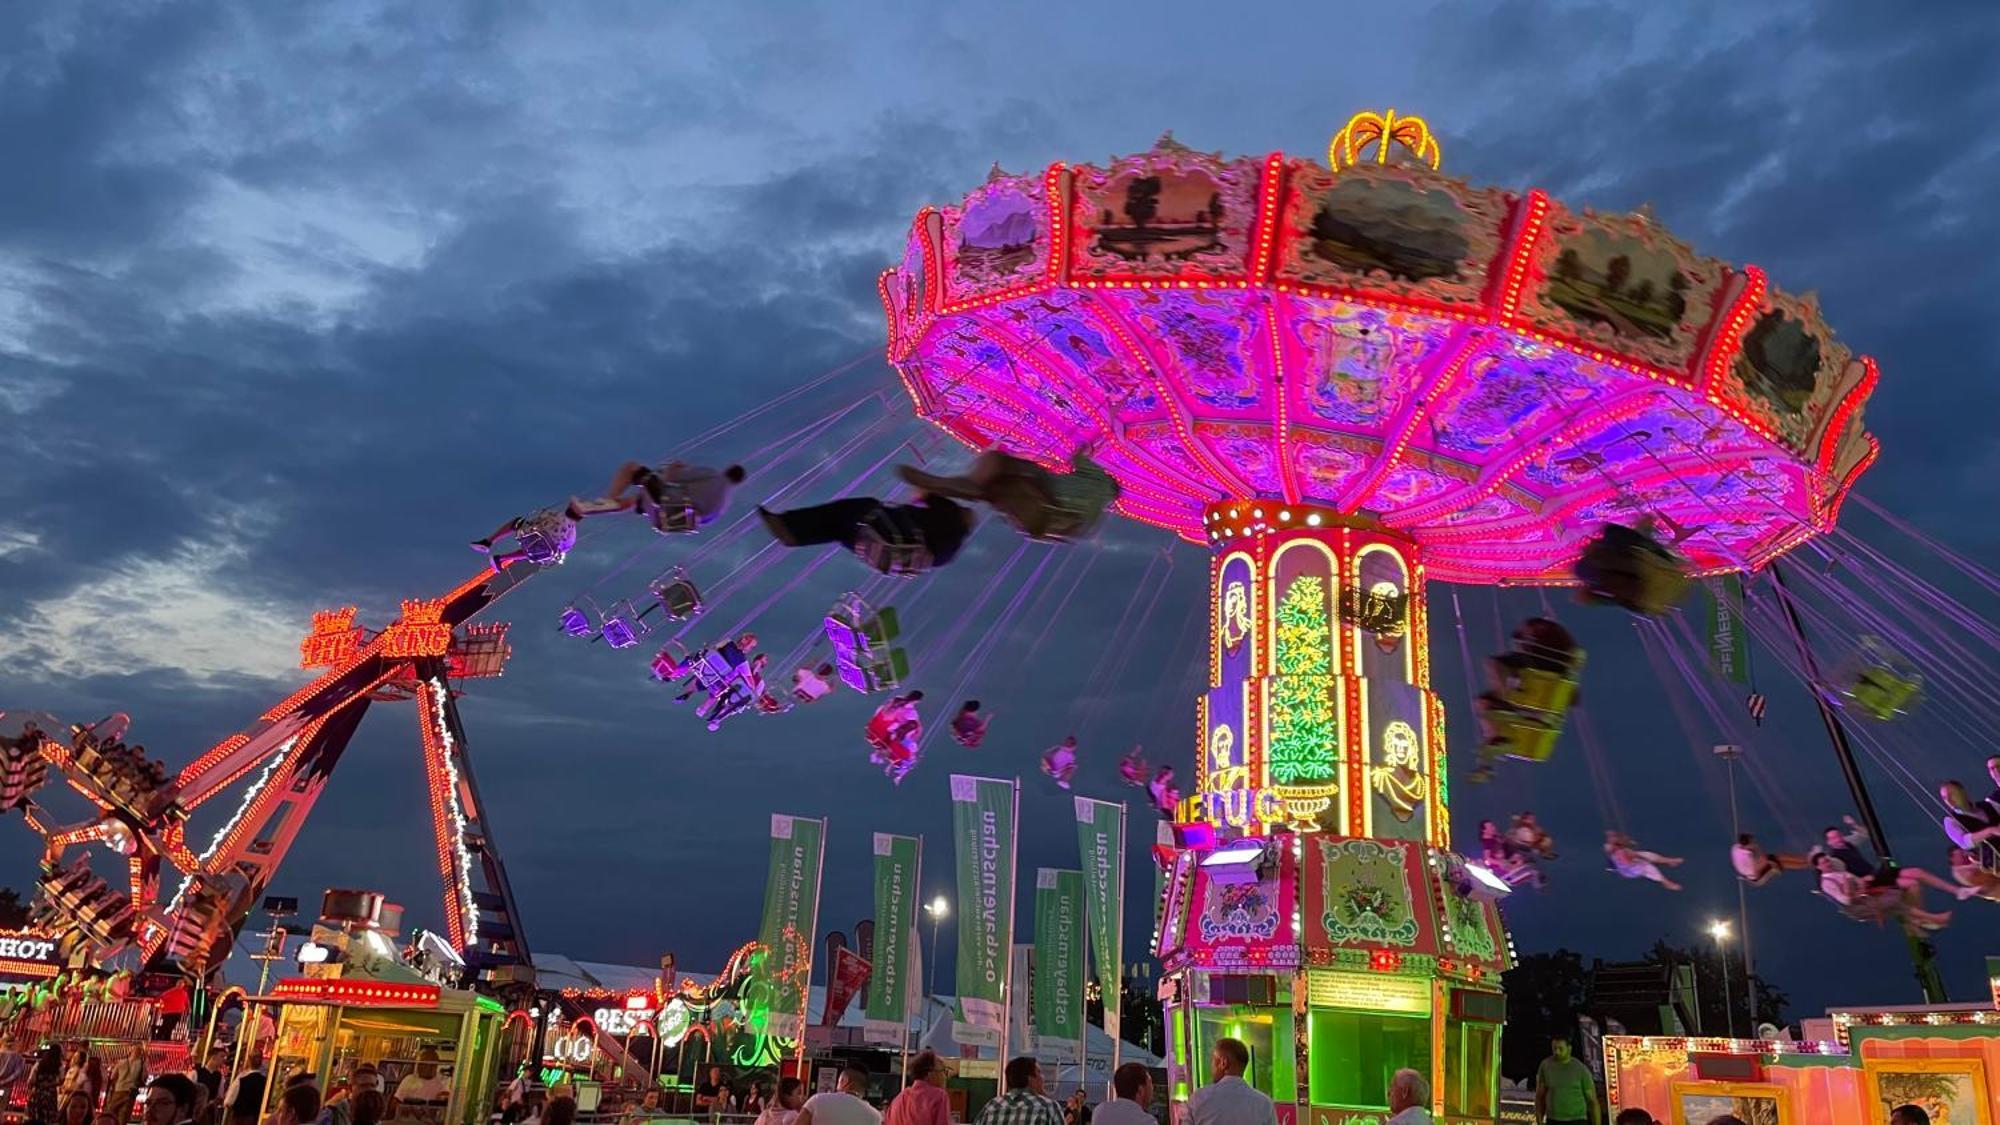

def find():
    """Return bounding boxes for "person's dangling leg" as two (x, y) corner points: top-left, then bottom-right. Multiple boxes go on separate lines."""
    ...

(760, 497), (882, 547)
(1899, 866), (1976, 898)
(897, 452), (1009, 501)
(472, 516), (523, 553)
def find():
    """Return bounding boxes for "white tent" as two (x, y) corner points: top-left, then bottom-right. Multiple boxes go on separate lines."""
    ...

(542, 952), (1162, 1088)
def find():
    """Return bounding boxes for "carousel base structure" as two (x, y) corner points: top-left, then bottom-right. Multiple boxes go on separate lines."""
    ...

(1155, 833), (1514, 1125)
(1151, 513), (1514, 1123)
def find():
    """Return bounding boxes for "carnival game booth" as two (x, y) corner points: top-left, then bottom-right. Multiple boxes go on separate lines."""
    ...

(1156, 833), (1512, 1125)
(241, 891), (507, 1125)
(1604, 1003), (2000, 1125)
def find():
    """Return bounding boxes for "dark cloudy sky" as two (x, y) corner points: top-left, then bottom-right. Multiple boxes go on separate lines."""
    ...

(5, 2), (2000, 1023)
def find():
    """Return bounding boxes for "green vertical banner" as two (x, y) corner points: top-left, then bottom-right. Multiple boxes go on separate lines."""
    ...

(864, 832), (920, 1042)
(1074, 796), (1127, 1045)
(951, 774), (1018, 1047)
(753, 813), (825, 1039)
(1033, 868), (1086, 1051)
(1708, 575), (1749, 684)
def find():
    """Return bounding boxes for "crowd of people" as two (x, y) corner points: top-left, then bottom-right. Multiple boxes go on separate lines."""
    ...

(0, 1038), (481, 1125)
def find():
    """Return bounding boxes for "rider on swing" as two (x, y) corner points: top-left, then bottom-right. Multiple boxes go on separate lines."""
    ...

(866, 691), (926, 783)
(897, 446), (1119, 541)
(570, 461), (747, 527)
(471, 508), (578, 571)
(1041, 736), (1080, 790)
(1573, 516), (1687, 614)
(1472, 617), (1582, 778)
(949, 701), (991, 748)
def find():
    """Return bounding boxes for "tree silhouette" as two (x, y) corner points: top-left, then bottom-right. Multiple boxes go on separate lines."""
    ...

(1207, 192), (1223, 226)
(0, 887), (27, 929)
(1554, 248), (1583, 282)
(1603, 255), (1632, 294)
(1501, 949), (1591, 1081)
(1666, 272), (1689, 319)
(1629, 278), (1655, 307)
(1124, 177), (1161, 229)
(1644, 939), (1788, 1034)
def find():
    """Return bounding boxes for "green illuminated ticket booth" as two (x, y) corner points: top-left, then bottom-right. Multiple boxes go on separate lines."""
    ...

(247, 977), (507, 1125)
(1157, 837), (1512, 1125)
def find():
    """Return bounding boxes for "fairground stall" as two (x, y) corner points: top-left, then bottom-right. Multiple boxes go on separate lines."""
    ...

(239, 891), (507, 1125)
(1605, 986), (2000, 1124)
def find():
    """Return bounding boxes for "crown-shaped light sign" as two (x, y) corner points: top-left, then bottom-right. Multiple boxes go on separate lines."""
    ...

(299, 607), (362, 669)
(1328, 108), (1442, 171)
(381, 598), (453, 659)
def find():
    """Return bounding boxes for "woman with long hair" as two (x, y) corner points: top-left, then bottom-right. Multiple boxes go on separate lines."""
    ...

(29, 1044), (66, 1125)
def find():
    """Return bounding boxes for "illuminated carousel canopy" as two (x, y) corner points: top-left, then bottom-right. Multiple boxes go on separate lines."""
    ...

(882, 112), (1877, 584)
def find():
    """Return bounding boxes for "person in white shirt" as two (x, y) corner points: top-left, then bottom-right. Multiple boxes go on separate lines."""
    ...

(390, 1050), (452, 1114)
(1730, 833), (1807, 886)
(1384, 1069), (1431, 1125)
(792, 664), (836, 704)
(797, 1066), (880, 1125)
(1187, 1039), (1276, 1125)
(1093, 1064), (1157, 1125)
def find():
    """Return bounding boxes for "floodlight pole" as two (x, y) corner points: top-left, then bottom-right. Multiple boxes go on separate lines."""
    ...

(1769, 563), (1946, 1003)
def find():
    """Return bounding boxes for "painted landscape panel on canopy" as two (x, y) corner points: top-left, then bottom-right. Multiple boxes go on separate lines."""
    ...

(1516, 203), (1730, 375)
(1069, 144), (1259, 280)
(1287, 432), (1378, 506)
(1110, 289), (1267, 415)
(940, 172), (1049, 305)
(1424, 338), (1616, 462)
(1283, 298), (1455, 432)
(1277, 162), (1513, 309)
(1718, 289), (1864, 456)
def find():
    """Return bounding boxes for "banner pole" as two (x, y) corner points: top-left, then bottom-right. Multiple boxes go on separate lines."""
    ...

(999, 778), (1021, 1070)
(1077, 865), (1088, 1101)
(797, 816), (827, 1076)
(1112, 796), (1128, 1080)
(901, 835), (922, 1093)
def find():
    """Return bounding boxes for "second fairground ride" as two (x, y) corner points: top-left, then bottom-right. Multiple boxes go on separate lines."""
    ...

(881, 111), (1877, 1123)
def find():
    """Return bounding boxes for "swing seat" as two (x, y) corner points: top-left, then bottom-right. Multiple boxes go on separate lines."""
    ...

(1575, 527), (1687, 615)
(1489, 654), (1582, 763)
(516, 510), (578, 566)
(824, 595), (908, 693)
(650, 641), (690, 681)
(853, 508), (932, 576)
(558, 602), (599, 638)
(637, 481), (700, 535)
(648, 567), (704, 621)
(1845, 668), (1920, 720)
(598, 600), (651, 650)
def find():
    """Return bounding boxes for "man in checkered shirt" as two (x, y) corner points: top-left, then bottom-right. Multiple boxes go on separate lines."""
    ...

(973, 1058), (1066, 1125)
